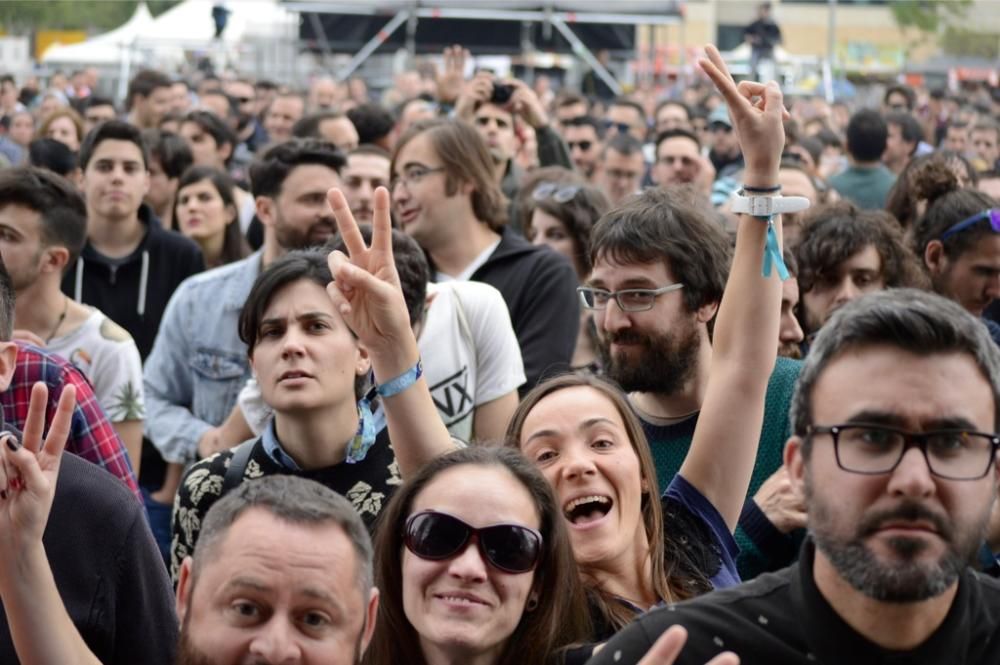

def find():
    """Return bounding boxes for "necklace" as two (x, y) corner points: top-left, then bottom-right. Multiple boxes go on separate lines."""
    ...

(45, 297), (69, 344)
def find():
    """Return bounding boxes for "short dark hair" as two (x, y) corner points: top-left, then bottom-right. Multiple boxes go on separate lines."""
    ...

(655, 127), (701, 153)
(845, 109), (888, 162)
(0, 167), (88, 268)
(790, 289), (1000, 451)
(200, 90), (237, 120)
(555, 92), (588, 110)
(564, 114), (605, 139)
(654, 99), (691, 123)
(0, 255), (14, 340)
(324, 225), (428, 326)
(795, 202), (926, 296)
(237, 250), (368, 401)
(84, 96), (115, 112)
(602, 132), (643, 158)
(346, 103), (394, 145)
(182, 110), (237, 161)
(349, 143), (391, 161)
(972, 121), (1000, 144)
(590, 187), (732, 314)
(175, 165), (249, 265)
(126, 69), (171, 111)
(884, 111), (923, 156)
(194, 475), (374, 597)
(884, 84), (916, 111)
(78, 120), (149, 171)
(142, 129), (194, 179)
(910, 158), (998, 261)
(291, 111), (344, 140)
(609, 98), (647, 125)
(249, 138), (345, 198)
(28, 138), (77, 177)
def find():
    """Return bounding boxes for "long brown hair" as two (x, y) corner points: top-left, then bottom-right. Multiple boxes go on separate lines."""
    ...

(364, 446), (591, 665)
(505, 373), (704, 633)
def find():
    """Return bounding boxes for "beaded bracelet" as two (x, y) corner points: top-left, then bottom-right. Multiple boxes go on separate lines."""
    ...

(377, 358), (424, 398)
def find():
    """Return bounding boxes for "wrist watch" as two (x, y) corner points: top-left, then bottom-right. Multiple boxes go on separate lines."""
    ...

(731, 193), (811, 217)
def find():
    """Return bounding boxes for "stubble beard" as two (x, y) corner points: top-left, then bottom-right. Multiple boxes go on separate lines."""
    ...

(805, 472), (986, 603)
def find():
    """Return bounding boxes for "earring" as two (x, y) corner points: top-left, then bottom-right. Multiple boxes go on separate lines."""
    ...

(526, 596), (539, 612)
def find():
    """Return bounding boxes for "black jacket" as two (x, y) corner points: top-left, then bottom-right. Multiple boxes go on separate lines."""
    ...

(470, 228), (580, 392)
(0, 424), (177, 664)
(62, 205), (205, 359)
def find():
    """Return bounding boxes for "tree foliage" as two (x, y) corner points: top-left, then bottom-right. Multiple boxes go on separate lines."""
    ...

(889, 0), (973, 34)
(0, 1), (180, 34)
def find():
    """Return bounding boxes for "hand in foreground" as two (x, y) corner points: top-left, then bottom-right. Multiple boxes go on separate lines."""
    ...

(0, 382), (76, 555)
(698, 44), (788, 185)
(637, 626), (740, 665)
(326, 187), (412, 355)
(753, 465), (807, 534)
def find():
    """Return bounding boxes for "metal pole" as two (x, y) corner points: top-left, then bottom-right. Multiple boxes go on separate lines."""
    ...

(336, 9), (411, 82)
(549, 16), (623, 96)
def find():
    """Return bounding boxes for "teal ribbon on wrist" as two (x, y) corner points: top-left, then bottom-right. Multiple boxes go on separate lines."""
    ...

(759, 215), (789, 281)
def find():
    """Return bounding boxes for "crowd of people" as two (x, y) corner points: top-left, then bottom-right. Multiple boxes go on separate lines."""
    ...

(0, 26), (996, 665)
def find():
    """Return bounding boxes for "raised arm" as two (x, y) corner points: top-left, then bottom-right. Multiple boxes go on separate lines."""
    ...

(0, 382), (101, 665)
(327, 187), (454, 478)
(677, 45), (787, 532)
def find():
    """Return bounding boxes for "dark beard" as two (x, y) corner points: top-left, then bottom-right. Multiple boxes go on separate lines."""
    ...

(598, 320), (700, 395)
(807, 477), (984, 603)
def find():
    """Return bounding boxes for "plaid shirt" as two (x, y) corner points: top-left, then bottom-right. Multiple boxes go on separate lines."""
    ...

(0, 343), (140, 500)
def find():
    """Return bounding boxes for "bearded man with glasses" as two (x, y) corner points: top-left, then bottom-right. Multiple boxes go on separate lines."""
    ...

(593, 288), (1000, 665)
(583, 185), (803, 580)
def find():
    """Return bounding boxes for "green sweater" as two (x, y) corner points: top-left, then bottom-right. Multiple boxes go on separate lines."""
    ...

(638, 356), (802, 581)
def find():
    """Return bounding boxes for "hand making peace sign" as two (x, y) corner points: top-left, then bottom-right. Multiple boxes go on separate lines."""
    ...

(0, 382), (76, 557)
(326, 186), (415, 365)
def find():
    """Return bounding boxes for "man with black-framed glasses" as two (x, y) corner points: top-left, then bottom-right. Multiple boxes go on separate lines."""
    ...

(585, 184), (803, 581)
(591, 288), (1000, 664)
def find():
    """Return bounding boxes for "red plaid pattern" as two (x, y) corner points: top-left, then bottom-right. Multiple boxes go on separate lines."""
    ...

(0, 343), (140, 500)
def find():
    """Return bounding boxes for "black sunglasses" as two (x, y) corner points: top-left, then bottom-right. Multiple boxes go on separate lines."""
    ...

(404, 510), (543, 574)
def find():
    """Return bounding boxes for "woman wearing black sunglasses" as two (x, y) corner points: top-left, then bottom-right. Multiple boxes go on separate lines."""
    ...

(365, 446), (591, 665)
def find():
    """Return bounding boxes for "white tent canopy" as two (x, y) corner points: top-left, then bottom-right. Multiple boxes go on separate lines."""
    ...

(41, 0), (296, 67)
(41, 2), (155, 66)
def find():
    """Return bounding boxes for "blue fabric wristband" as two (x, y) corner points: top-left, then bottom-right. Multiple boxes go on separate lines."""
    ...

(376, 359), (424, 398)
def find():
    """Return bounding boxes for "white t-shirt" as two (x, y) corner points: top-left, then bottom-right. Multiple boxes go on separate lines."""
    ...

(238, 280), (525, 442)
(47, 308), (145, 423)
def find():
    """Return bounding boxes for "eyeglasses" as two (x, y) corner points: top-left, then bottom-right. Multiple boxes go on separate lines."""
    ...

(807, 423), (1000, 480)
(567, 140), (593, 152)
(577, 283), (685, 312)
(404, 510), (543, 574)
(602, 120), (634, 135)
(939, 208), (1000, 241)
(657, 155), (696, 167)
(390, 165), (446, 193)
(532, 182), (580, 203)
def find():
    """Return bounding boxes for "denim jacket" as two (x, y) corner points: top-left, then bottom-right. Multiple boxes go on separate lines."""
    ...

(143, 252), (262, 464)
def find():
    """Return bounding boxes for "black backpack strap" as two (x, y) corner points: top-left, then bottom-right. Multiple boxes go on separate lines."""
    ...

(222, 439), (257, 493)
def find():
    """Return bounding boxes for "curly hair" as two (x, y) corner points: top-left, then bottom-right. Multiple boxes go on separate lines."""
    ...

(795, 201), (927, 295)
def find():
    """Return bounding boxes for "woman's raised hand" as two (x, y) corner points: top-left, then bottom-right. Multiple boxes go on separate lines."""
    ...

(0, 382), (76, 557)
(698, 44), (787, 186)
(326, 186), (413, 356)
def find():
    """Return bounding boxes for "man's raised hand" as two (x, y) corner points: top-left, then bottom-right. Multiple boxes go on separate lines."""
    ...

(698, 44), (787, 185)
